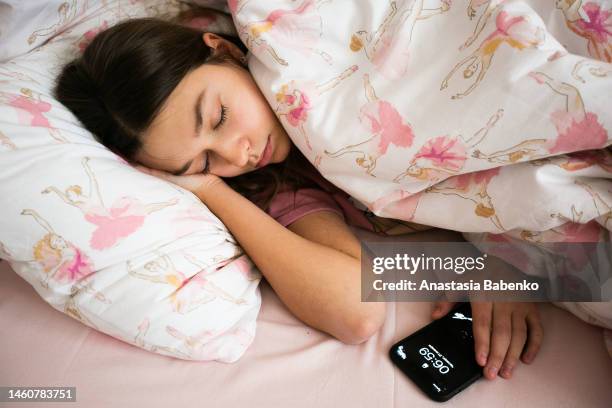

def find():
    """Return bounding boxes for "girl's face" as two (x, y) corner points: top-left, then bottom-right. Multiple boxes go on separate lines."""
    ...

(136, 34), (292, 178)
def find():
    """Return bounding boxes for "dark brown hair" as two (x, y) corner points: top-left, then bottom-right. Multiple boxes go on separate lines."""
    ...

(54, 17), (316, 210)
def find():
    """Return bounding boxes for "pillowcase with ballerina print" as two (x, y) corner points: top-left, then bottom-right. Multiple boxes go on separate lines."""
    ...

(0, 0), (262, 363)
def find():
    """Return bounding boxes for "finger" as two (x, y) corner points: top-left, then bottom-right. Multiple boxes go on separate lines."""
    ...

(431, 301), (456, 319)
(471, 301), (492, 367)
(500, 311), (528, 379)
(522, 309), (544, 364)
(485, 304), (512, 380)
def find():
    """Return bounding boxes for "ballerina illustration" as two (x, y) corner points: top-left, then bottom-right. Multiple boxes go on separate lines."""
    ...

(556, 0), (612, 63)
(21, 208), (94, 289)
(350, 0), (451, 80)
(0, 130), (16, 150)
(240, 0), (333, 66)
(393, 108), (504, 185)
(426, 167), (505, 230)
(127, 250), (246, 315)
(42, 157), (178, 250)
(0, 88), (68, 143)
(28, 0), (79, 45)
(473, 72), (609, 163)
(324, 73), (414, 176)
(275, 64), (358, 150)
(440, 10), (545, 99)
(460, 0), (506, 50)
(572, 58), (612, 83)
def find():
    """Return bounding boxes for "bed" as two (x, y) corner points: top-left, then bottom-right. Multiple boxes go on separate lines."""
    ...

(1, 226), (611, 408)
(1, 0), (611, 405)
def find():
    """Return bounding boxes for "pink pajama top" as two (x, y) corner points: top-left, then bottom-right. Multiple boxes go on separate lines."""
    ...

(255, 161), (430, 235)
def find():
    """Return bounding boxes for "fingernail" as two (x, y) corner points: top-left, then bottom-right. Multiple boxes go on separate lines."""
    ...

(488, 366), (498, 378)
(478, 353), (487, 366)
(523, 354), (533, 363)
(501, 366), (513, 378)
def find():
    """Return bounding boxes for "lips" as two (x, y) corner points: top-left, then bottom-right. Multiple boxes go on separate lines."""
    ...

(256, 135), (272, 168)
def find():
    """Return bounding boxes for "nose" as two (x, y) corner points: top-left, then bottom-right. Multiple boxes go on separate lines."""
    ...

(215, 133), (252, 168)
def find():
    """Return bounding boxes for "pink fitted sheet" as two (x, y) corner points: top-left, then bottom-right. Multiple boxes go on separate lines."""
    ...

(1, 255), (611, 407)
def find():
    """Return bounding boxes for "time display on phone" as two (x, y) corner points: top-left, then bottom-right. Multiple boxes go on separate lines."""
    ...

(418, 345), (453, 375)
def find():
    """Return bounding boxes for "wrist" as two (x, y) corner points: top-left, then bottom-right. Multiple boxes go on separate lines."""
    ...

(195, 175), (227, 202)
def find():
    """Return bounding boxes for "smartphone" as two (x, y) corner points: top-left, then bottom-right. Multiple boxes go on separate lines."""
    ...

(389, 303), (482, 402)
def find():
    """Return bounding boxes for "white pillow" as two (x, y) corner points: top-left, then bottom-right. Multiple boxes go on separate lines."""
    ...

(0, 0), (261, 363)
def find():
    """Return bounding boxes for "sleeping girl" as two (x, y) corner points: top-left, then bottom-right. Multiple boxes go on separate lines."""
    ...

(54, 18), (542, 380)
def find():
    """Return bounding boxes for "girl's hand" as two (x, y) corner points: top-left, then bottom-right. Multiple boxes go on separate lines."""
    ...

(133, 165), (225, 197)
(432, 301), (543, 380)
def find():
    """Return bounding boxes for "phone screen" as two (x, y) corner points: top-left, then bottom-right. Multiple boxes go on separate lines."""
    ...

(389, 303), (482, 402)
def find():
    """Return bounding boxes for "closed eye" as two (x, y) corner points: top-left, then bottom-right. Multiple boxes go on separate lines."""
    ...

(214, 104), (228, 130)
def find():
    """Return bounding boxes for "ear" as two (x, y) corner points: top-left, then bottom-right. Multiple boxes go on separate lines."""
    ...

(202, 32), (246, 65)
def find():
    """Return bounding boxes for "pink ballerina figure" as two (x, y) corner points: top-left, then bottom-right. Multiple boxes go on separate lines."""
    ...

(241, 0), (333, 66)
(556, 0), (612, 63)
(1, 88), (67, 143)
(394, 108), (504, 184)
(21, 208), (94, 289)
(324, 73), (414, 176)
(350, 0), (451, 80)
(42, 157), (178, 250)
(460, 0), (506, 50)
(572, 58), (612, 83)
(0, 130), (16, 150)
(426, 167), (505, 230)
(441, 10), (545, 99)
(275, 65), (358, 150)
(473, 72), (609, 163)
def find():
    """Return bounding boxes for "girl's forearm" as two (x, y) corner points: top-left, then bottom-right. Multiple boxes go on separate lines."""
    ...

(196, 182), (383, 344)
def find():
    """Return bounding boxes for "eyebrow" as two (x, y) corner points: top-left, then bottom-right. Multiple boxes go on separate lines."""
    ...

(171, 90), (206, 176)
